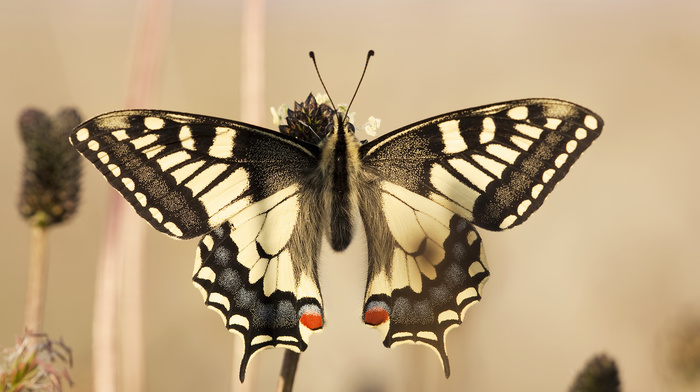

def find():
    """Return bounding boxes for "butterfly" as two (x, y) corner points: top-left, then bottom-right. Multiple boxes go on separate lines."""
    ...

(70, 93), (602, 381)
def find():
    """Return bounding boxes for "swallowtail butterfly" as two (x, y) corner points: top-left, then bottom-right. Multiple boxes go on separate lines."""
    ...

(70, 70), (602, 381)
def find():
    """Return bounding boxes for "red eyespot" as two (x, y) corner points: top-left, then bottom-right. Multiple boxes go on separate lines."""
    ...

(300, 310), (323, 330)
(364, 306), (389, 325)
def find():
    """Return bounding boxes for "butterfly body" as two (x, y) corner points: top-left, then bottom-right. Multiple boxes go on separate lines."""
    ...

(319, 114), (362, 251)
(70, 97), (602, 381)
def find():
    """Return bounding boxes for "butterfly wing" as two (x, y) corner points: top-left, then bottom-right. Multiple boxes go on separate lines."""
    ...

(70, 110), (320, 239)
(193, 185), (325, 382)
(70, 110), (325, 381)
(358, 98), (603, 375)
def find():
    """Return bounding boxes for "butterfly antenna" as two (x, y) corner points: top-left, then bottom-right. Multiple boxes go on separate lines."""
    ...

(309, 51), (337, 111)
(345, 50), (374, 118)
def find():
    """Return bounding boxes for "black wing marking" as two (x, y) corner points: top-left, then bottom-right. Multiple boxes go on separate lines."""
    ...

(70, 110), (320, 239)
(360, 98), (603, 231)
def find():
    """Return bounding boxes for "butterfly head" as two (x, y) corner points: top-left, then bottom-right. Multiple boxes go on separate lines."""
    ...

(327, 111), (355, 137)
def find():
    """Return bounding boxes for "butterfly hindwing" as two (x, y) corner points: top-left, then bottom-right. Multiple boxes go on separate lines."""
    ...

(70, 110), (320, 239)
(359, 99), (602, 375)
(192, 180), (325, 382)
(358, 181), (488, 377)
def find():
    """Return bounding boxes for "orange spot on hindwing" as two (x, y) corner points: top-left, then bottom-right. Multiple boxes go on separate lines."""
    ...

(299, 304), (323, 330)
(364, 301), (390, 325)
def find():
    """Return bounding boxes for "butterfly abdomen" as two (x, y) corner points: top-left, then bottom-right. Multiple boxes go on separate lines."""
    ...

(321, 117), (362, 251)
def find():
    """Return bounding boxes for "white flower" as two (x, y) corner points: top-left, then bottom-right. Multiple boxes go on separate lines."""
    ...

(270, 103), (289, 126)
(360, 116), (381, 137)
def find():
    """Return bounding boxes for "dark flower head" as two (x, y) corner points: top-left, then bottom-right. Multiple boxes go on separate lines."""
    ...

(270, 93), (380, 144)
(18, 108), (82, 227)
(569, 354), (621, 392)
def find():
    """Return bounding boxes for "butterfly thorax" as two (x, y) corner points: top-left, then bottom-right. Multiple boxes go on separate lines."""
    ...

(320, 114), (362, 251)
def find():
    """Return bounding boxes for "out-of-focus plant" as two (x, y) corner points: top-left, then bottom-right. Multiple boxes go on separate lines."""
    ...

(664, 313), (700, 387)
(569, 354), (621, 392)
(0, 333), (73, 392)
(17, 107), (82, 333)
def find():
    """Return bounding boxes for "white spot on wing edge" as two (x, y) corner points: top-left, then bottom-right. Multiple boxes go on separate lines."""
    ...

(544, 118), (562, 130)
(97, 151), (109, 164)
(555, 153), (568, 168)
(251, 335), (273, 346)
(566, 140), (577, 153)
(542, 168), (555, 183)
(575, 128), (588, 140)
(144, 116), (165, 130)
(440, 120), (467, 154)
(531, 184), (544, 199)
(196, 266), (216, 283)
(584, 115), (598, 130)
(507, 106), (528, 120)
(164, 222), (183, 237)
(180, 126), (195, 150)
(208, 292), (231, 311)
(75, 128), (90, 142)
(88, 140), (100, 151)
(149, 207), (163, 223)
(202, 235), (214, 251)
(229, 314), (250, 330)
(480, 117), (495, 144)
(456, 287), (478, 305)
(499, 215), (517, 229)
(517, 200), (532, 216)
(437, 309), (459, 324)
(134, 192), (147, 207)
(468, 261), (485, 278)
(108, 164), (121, 177)
(112, 130), (128, 141)
(209, 127), (236, 159)
(416, 331), (438, 341)
(122, 177), (135, 191)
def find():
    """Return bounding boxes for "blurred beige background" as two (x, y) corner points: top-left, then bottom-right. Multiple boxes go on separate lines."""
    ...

(2, 0), (699, 391)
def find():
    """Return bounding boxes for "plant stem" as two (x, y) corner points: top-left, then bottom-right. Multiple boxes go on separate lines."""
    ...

(24, 225), (48, 333)
(234, 0), (265, 390)
(276, 350), (300, 392)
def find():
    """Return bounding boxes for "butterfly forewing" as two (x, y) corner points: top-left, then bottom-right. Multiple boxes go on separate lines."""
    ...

(70, 110), (320, 239)
(360, 98), (603, 231)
